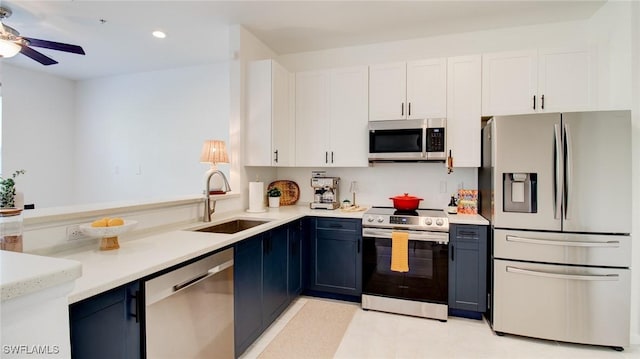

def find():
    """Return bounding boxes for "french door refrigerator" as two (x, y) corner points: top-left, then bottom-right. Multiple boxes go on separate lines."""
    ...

(480, 110), (632, 350)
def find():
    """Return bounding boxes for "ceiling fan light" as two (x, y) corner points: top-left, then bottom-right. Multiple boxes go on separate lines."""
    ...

(0, 38), (20, 58)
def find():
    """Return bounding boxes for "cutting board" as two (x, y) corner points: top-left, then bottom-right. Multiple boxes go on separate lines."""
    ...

(267, 180), (300, 206)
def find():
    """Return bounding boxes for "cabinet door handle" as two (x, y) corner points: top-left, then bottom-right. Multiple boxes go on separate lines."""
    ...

(541, 94), (545, 110)
(532, 95), (536, 110)
(408, 102), (411, 116)
(401, 102), (404, 116)
(130, 289), (141, 323)
(325, 151), (328, 164)
(331, 151), (334, 163)
(451, 245), (454, 261)
(274, 150), (278, 163)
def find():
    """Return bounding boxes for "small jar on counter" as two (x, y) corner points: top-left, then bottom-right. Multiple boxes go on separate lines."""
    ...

(0, 208), (23, 252)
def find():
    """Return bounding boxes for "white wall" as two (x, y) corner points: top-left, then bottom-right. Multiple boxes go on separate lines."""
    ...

(73, 63), (230, 204)
(1, 64), (76, 208)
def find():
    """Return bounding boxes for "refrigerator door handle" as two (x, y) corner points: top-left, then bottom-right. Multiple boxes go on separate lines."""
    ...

(553, 124), (563, 220)
(564, 123), (573, 220)
(506, 235), (621, 248)
(506, 266), (620, 281)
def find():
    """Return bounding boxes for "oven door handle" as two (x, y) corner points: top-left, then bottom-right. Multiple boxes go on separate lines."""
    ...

(363, 229), (449, 244)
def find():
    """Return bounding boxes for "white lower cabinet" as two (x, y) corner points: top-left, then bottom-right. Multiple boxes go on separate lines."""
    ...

(295, 66), (368, 167)
(446, 55), (482, 168)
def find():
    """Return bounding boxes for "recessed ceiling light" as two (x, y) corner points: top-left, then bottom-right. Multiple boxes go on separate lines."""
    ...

(152, 30), (166, 39)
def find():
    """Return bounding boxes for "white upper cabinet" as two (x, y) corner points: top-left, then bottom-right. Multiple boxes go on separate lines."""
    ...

(246, 59), (294, 166)
(368, 62), (406, 121)
(295, 66), (369, 167)
(295, 70), (330, 167)
(406, 58), (447, 119)
(447, 55), (482, 168)
(482, 50), (537, 116)
(482, 47), (596, 116)
(369, 58), (447, 121)
(328, 66), (369, 167)
(537, 47), (595, 113)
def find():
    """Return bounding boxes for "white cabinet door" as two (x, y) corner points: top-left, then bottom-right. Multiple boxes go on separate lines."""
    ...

(538, 47), (595, 113)
(482, 47), (596, 116)
(295, 70), (330, 166)
(406, 58), (447, 119)
(447, 55), (481, 168)
(329, 66), (369, 167)
(246, 60), (292, 166)
(481, 50), (537, 116)
(368, 62), (406, 121)
(271, 62), (294, 166)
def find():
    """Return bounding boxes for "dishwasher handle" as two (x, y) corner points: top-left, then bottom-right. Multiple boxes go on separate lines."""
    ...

(173, 259), (234, 293)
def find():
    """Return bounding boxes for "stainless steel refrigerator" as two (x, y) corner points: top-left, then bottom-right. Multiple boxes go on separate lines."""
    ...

(479, 110), (632, 350)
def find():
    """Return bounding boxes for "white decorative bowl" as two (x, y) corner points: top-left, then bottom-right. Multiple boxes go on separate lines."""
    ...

(79, 220), (138, 237)
(79, 220), (138, 250)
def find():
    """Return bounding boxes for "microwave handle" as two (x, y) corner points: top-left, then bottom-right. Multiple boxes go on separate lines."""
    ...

(422, 126), (427, 158)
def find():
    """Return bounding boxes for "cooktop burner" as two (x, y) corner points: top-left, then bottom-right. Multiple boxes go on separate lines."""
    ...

(362, 207), (449, 232)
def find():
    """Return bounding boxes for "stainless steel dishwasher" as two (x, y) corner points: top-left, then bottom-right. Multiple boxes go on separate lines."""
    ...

(145, 248), (234, 358)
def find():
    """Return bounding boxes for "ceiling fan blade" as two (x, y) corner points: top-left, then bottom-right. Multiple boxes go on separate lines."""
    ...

(19, 45), (58, 65)
(23, 37), (85, 55)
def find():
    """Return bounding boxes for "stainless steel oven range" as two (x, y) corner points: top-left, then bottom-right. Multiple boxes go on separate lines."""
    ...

(361, 207), (449, 321)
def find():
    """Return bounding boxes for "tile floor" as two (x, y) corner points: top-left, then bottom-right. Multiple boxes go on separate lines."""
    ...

(242, 297), (640, 358)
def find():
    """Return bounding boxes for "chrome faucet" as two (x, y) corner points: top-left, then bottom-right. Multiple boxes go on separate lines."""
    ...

(204, 170), (231, 222)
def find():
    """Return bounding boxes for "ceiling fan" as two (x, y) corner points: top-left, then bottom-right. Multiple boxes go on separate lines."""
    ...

(0, 6), (85, 65)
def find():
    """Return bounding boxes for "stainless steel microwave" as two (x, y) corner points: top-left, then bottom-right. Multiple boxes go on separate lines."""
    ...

(368, 118), (446, 162)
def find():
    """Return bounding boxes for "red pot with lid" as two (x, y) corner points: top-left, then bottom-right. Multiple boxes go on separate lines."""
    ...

(389, 193), (423, 211)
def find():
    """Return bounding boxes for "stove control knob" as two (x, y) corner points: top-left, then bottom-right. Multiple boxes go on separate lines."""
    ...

(367, 216), (374, 222)
(436, 218), (444, 226)
(425, 218), (433, 225)
(377, 217), (384, 223)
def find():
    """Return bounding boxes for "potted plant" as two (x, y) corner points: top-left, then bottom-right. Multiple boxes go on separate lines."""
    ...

(267, 187), (281, 208)
(0, 170), (25, 208)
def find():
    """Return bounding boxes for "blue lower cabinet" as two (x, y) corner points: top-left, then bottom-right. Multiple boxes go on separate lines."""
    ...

(234, 224), (296, 357)
(448, 224), (488, 318)
(309, 217), (362, 297)
(262, 225), (289, 328)
(288, 219), (304, 297)
(69, 281), (141, 359)
(234, 234), (264, 356)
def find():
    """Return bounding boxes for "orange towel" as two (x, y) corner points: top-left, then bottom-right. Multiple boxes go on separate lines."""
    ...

(390, 231), (409, 272)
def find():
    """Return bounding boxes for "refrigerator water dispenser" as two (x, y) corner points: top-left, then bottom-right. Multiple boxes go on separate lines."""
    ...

(503, 173), (537, 213)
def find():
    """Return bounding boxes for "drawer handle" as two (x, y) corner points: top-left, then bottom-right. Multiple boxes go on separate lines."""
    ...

(506, 266), (619, 281)
(506, 235), (620, 248)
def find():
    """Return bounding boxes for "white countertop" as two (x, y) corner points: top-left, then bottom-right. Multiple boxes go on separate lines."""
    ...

(1, 251), (82, 302)
(47, 205), (487, 304)
(446, 212), (490, 225)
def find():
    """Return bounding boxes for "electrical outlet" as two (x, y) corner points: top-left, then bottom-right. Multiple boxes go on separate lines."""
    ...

(439, 181), (447, 194)
(66, 225), (87, 241)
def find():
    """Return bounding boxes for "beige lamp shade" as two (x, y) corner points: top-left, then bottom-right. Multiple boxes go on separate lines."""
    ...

(200, 140), (229, 164)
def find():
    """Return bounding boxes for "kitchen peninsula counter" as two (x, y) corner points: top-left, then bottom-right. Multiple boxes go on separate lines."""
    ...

(51, 205), (487, 304)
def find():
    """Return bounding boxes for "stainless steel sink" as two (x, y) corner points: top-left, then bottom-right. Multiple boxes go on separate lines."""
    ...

(194, 219), (271, 234)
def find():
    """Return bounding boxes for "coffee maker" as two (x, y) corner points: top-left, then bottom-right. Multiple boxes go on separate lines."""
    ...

(310, 177), (340, 210)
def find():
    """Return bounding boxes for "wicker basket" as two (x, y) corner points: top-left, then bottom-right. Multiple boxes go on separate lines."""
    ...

(267, 180), (300, 206)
